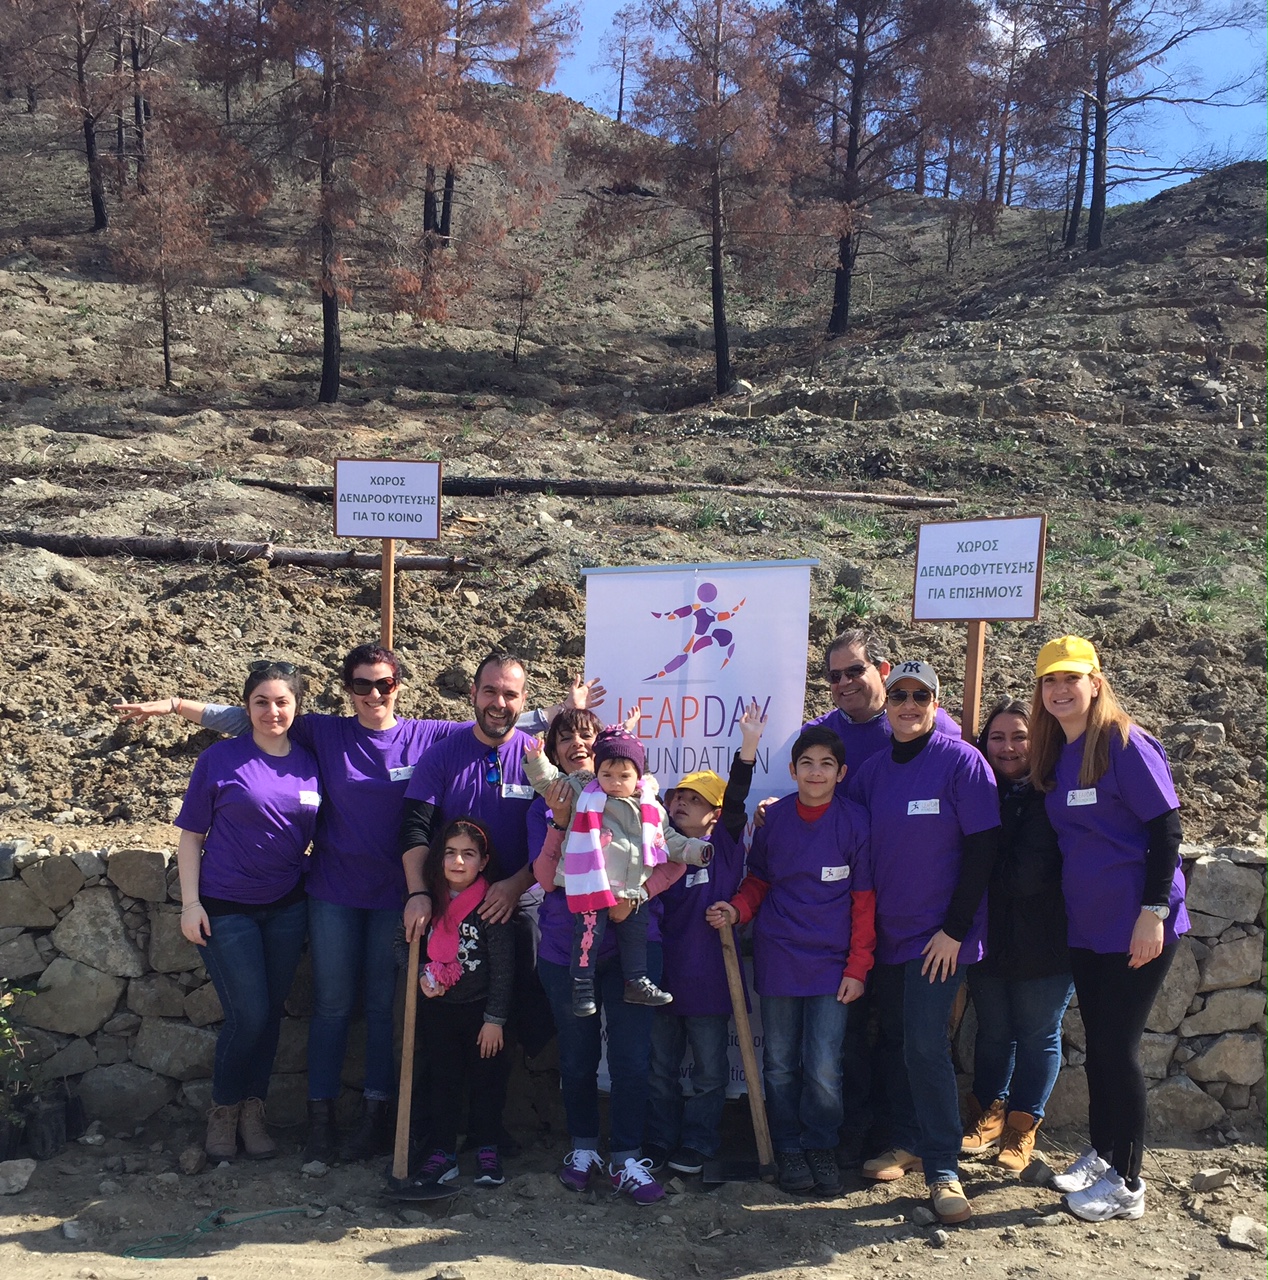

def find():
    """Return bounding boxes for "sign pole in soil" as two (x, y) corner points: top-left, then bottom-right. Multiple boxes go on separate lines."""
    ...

(912, 514), (1047, 742)
(333, 458), (443, 649)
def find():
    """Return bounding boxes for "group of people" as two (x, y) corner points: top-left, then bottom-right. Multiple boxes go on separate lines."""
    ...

(116, 624), (1188, 1227)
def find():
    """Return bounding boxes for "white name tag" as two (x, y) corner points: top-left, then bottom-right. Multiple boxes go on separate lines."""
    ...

(685, 868), (710, 889)
(1067, 788), (1098, 807)
(501, 783), (534, 801)
(908, 799), (940, 816)
(821, 865), (850, 882)
(389, 766), (414, 782)
(299, 790), (321, 807)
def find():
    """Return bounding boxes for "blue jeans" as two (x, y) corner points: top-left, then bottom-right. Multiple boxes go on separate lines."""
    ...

(201, 898), (308, 1106)
(873, 959), (965, 1185)
(646, 1012), (730, 1157)
(967, 963), (1074, 1119)
(760, 994), (849, 1153)
(537, 946), (663, 1165)
(306, 897), (401, 1101)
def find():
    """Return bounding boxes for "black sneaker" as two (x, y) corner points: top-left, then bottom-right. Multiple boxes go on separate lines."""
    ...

(777, 1149), (815, 1194)
(642, 1143), (670, 1174)
(806, 1147), (843, 1195)
(473, 1145), (505, 1186)
(623, 976), (673, 1007)
(668, 1146), (707, 1175)
(572, 978), (597, 1017)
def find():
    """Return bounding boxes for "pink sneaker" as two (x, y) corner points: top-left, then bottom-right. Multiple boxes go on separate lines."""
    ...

(610, 1156), (666, 1204)
(559, 1148), (603, 1192)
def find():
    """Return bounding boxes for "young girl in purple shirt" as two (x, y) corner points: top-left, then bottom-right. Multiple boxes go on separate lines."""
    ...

(1029, 636), (1188, 1224)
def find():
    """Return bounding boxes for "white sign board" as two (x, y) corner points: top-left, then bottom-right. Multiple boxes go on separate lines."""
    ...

(582, 559), (815, 800)
(333, 459), (441, 539)
(913, 515), (1046, 622)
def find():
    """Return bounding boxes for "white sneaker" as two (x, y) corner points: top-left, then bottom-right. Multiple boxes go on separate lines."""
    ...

(1066, 1172), (1145, 1222)
(608, 1156), (666, 1204)
(1052, 1146), (1109, 1193)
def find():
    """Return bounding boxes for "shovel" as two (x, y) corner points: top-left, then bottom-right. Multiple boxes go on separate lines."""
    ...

(703, 920), (777, 1184)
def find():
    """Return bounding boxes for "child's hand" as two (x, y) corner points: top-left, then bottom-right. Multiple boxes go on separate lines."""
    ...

(477, 1022), (504, 1058)
(623, 705), (641, 733)
(752, 796), (778, 829)
(837, 974), (865, 1005)
(705, 900), (739, 930)
(739, 699), (767, 759)
(524, 735), (545, 758)
(420, 970), (444, 998)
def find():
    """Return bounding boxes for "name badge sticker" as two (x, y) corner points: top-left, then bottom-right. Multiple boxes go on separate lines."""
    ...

(685, 868), (710, 889)
(821, 865), (850, 883)
(389, 766), (414, 782)
(501, 783), (534, 801)
(299, 790), (321, 807)
(908, 799), (940, 816)
(1067, 788), (1098, 807)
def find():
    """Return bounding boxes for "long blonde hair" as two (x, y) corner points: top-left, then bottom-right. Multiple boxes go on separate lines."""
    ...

(1029, 672), (1132, 792)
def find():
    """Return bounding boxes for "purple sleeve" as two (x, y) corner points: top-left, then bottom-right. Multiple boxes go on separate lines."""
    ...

(404, 738), (445, 805)
(847, 802), (872, 892)
(526, 796), (549, 863)
(953, 746), (1003, 836)
(1114, 729), (1181, 823)
(288, 713), (317, 751)
(747, 820), (771, 882)
(174, 751), (215, 834)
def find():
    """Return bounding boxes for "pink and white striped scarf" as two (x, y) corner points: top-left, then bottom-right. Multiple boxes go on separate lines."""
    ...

(563, 777), (666, 913)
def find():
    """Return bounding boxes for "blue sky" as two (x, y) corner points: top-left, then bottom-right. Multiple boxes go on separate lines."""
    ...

(551, 5), (1266, 203)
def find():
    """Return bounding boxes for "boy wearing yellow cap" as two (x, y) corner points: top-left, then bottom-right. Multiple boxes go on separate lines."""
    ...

(643, 701), (766, 1175)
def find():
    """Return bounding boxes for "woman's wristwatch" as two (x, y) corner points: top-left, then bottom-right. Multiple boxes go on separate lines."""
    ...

(1141, 903), (1170, 920)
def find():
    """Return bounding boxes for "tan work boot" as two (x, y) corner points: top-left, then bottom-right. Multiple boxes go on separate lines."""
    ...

(861, 1147), (923, 1182)
(205, 1103), (240, 1161)
(960, 1095), (1006, 1153)
(238, 1097), (277, 1160)
(996, 1110), (1039, 1172)
(931, 1178), (972, 1223)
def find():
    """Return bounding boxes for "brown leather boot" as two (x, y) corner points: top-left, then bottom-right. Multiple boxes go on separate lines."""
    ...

(996, 1111), (1039, 1172)
(205, 1103), (240, 1162)
(960, 1095), (1006, 1153)
(238, 1097), (277, 1160)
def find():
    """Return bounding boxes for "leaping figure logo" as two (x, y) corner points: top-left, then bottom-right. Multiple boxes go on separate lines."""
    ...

(644, 581), (746, 681)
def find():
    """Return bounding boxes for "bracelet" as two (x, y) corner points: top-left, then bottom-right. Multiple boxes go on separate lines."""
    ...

(549, 820), (568, 832)
(406, 890), (433, 902)
(180, 901), (201, 912)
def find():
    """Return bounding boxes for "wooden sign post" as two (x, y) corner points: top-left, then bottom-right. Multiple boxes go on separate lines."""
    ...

(333, 458), (443, 651)
(912, 514), (1047, 741)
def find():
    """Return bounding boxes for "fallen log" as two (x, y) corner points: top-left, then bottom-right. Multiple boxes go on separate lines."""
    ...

(0, 529), (472, 572)
(234, 475), (958, 509)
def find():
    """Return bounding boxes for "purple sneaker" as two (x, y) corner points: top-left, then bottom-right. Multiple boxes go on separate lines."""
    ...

(610, 1156), (666, 1204)
(559, 1147), (603, 1192)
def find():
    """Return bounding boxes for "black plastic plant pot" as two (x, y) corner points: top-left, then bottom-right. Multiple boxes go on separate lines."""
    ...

(0, 1114), (23, 1162)
(26, 1096), (67, 1160)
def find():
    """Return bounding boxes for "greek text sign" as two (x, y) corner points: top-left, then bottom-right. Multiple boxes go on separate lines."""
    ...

(333, 459), (441, 538)
(913, 514), (1046, 621)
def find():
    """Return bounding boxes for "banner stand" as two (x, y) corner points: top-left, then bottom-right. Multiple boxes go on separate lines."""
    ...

(962, 619), (987, 743)
(380, 538), (396, 648)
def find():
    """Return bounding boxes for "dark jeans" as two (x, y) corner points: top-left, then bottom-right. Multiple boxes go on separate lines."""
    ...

(201, 897), (308, 1106)
(761, 994), (849, 1153)
(416, 995), (509, 1152)
(968, 963), (1075, 1119)
(646, 1011), (731, 1157)
(538, 945), (663, 1164)
(571, 906), (648, 982)
(1069, 944), (1175, 1185)
(874, 959), (966, 1185)
(306, 897), (400, 1101)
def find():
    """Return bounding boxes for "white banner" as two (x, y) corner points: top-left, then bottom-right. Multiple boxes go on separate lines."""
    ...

(582, 559), (816, 801)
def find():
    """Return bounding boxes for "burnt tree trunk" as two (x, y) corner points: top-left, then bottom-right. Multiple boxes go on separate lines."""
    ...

(827, 10), (867, 336)
(423, 164), (438, 232)
(1065, 90), (1092, 248)
(318, 55), (341, 404)
(1085, 0), (1110, 250)
(439, 166), (455, 244)
(75, 9), (108, 230)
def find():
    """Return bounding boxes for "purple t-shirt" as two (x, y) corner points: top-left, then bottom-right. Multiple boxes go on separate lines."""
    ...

(175, 735), (321, 904)
(805, 705), (961, 797)
(746, 794), (869, 999)
(659, 821), (747, 1017)
(1046, 726), (1190, 954)
(406, 728), (539, 877)
(850, 731), (1000, 966)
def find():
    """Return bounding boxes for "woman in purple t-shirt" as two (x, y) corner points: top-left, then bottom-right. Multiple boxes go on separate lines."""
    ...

(175, 662), (320, 1165)
(1029, 635), (1188, 1224)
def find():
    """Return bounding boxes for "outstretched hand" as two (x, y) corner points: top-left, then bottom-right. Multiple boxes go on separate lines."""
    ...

(565, 676), (607, 712)
(739, 699), (767, 757)
(115, 698), (173, 723)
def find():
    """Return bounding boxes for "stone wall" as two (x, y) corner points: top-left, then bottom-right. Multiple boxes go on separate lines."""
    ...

(1, 837), (1264, 1138)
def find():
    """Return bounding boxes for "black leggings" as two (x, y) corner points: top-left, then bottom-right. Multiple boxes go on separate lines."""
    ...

(416, 996), (509, 1153)
(1069, 944), (1175, 1186)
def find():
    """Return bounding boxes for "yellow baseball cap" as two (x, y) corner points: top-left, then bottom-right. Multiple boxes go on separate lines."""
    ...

(667, 770), (726, 809)
(1035, 635), (1101, 679)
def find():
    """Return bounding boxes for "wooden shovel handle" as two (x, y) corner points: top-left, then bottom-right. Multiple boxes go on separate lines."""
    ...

(719, 919), (774, 1172)
(392, 935), (420, 1180)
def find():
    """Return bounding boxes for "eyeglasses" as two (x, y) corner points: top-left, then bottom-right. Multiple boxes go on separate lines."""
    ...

(887, 688), (933, 705)
(349, 676), (398, 696)
(484, 748), (502, 786)
(248, 660), (297, 675)
(828, 663), (868, 684)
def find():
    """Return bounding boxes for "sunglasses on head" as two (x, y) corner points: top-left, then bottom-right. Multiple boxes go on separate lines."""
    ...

(887, 688), (933, 705)
(828, 663), (868, 684)
(484, 747), (503, 787)
(249, 660), (297, 675)
(349, 676), (398, 696)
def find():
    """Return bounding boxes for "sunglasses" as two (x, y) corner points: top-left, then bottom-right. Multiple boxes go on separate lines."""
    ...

(248, 660), (297, 675)
(484, 748), (503, 787)
(349, 676), (399, 696)
(828, 663), (868, 684)
(887, 688), (933, 705)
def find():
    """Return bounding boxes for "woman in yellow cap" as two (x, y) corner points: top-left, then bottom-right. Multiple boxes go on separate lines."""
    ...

(1029, 636), (1189, 1223)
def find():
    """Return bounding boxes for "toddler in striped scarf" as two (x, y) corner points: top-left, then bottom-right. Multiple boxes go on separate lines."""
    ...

(525, 722), (713, 1018)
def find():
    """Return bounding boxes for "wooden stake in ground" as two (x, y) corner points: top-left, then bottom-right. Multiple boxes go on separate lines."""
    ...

(961, 619), (987, 743)
(392, 936), (421, 1181)
(719, 921), (775, 1179)
(380, 538), (396, 649)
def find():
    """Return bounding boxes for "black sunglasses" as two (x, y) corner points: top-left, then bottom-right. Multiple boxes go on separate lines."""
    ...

(887, 688), (933, 705)
(248, 660), (297, 675)
(349, 676), (398, 696)
(828, 663), (869, 684)
(484, 748), (503, 786)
